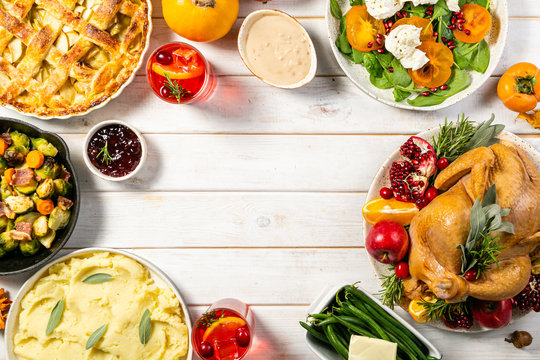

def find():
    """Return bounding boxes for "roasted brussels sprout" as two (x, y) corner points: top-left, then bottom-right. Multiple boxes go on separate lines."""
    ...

(19, 237), (41, 256)
(6, 219), (14, 232)
(15, 212), (41, 225)
(1, 177), (12, 200)
(31, 138), (58, 157)
(0, 158), (7, 173)
(48, 208), (70, 230)
(10, 131), (30, 148)
(35, 157), (60, 179)
(5, 195), (34, 214)
(0, 231), (18, 252)
(53, 179), (72, 197)
(36, 178), (54, 199)
(38, 229), (56, 248)
(15, 177), (37, 195)
(32, 215), (48, 237)
(0, 216), (7, 230)
(4, 145), (26, 166)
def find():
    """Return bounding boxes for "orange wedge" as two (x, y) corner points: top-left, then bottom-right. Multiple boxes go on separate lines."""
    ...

(152, 62), (204, 80)
(408, 298), (433, 324)
(362, 197), (419, 226)
(202, 316), (246, 343)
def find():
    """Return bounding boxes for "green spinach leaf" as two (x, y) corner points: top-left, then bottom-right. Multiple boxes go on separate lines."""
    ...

(364, 53), (383, 77)
(393, 88), (411, 102)
(352, 48), (365, 64)
(407, 68), (470, 106)
(330, 0), (342, 19)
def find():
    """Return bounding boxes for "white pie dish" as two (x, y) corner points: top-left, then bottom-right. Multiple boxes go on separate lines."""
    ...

(325, 0), (508, 111)
(83, 120), (147, 181)
(305, 282), (442, 360)
(4, 247), (193, 360)
(363, 127), (540, 332)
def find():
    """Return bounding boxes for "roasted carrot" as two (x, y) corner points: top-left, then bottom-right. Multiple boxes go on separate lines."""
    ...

(36, 199), (54, 215)
(4, 168), (14, 185)
(0, 139), (7, 156)
(26, 150), (44, 169)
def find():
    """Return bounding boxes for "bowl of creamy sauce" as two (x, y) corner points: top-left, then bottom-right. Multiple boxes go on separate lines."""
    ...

(238, 10), (317, 89)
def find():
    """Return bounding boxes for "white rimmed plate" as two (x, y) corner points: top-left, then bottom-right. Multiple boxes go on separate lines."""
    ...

(4, 248), (192, 359)
(325, 0), (508, 111)
(363, 126), (540, 332)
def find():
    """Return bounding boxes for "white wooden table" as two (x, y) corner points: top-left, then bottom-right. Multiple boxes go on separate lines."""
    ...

(1, 0), (540, 359)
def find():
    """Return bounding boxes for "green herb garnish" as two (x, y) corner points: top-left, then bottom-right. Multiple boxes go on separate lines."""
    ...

(139, 309), (152, 345)
(164, 73), (191, 103)
(46, 299), (64, 335)
(82, 273), (112, 284)
(196, 310), (225, 329)
(377, 266), (403, 309)
(97, 141), (113, 165)
(458, 184), (513, 277)
(418, 297), (470, 322)
(86, 324), (108, 350)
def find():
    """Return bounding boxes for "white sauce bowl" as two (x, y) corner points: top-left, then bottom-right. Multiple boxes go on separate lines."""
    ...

(238, 9), (318, 89)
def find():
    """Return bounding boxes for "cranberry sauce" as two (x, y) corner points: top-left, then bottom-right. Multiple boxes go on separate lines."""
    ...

(87, 124), (142, 177)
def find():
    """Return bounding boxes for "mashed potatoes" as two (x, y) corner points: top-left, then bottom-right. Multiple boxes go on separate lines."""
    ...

(13, 252), (189, 360)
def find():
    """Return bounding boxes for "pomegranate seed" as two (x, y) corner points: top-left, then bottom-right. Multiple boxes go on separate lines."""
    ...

(388, 67), (394, 72)
(401, 11), (407, 17)
(451, 17), (457, 24)
(430, 87), (438, 93)
(465, 29), (471, 35)
(367, 42), (373, 48)
(395, 262), (409, 279)
(199, 342), (214, 358)
(428, 5), (434, 10)
(457, 24), (464, 31)
(397, 11), (403, 18)
(441, 36), (447, 43)
(415, 197), (429, 209)
(156, 51), (173, 65)
(464, 269), (478, 282)
(433, 31), (438, 37)
(448, 45), (456, 50)
(457, 18), (465, 23)
(376, 33), (383, 39)
(425, 187), (438, 202)
(458, 11), (464, 18)
(447, 40), (455, 46)
(426, 10), (433, 15)
(376, 38), (383, 45)
(236, 327), (251, 347)
(448, 24), (456, 30)
(386, 20), (394, 27)
(437, 157), (449, 169)
(377, 48), (385, 54)
(453, 11), (460, 16)
(421, 91), (430, 96)
(380, 187), (393, 199)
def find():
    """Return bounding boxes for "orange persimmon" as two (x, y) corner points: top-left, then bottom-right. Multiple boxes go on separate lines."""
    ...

(36, 199), (54, 215)
(346, 5), (386, 52)
(26, 150), (44, 169)
(497, 62), (540, 113)
(408, 41), (454, 88)
(391, 16), (434, 42)
(453, 3), (492, 44)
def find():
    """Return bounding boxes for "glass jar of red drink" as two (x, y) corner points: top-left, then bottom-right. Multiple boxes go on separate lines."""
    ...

(193, 299), (255, 360)
(146, 42), (215, 104)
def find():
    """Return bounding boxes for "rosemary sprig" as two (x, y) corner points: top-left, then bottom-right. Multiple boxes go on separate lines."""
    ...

(458, 184), (513, 277)
(196, 310), (225, 329)
(377, 266), (403, 309)
(97, 141), (113, 165)
(164, 73), (191, 103)
(418, 297), (470, 322)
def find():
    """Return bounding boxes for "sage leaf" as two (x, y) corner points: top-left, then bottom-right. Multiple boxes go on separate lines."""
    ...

(139, 309), (152, 345)
(481, 184), (497, 207)
(86, 324), (108, 350)
(82, 273), (112, 284)
(46, 299), (64, 335)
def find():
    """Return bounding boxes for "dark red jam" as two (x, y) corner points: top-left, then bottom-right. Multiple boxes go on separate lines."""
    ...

(87, 124), (142, 177)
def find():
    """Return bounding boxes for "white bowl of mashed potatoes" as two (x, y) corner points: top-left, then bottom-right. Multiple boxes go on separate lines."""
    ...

(4, 249), (192, 360)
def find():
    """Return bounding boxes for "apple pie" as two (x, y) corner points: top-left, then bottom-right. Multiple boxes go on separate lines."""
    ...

(0, 0), (150, 117)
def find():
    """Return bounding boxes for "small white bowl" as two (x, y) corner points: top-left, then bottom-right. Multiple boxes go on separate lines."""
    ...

(83, 120), (147, 182)
(238, 9), (318, 89)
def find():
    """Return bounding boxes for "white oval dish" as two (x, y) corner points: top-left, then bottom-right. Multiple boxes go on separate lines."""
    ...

(325, 0), (508, 110)
(83, 120), (147, 181)
(4, 247), (193, 360)
(238, 9), (318, 89)
(363, 127), (540, 332)
(305, 282), (442, 360)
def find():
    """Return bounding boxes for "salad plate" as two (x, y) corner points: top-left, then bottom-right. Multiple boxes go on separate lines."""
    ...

(326, 0), (508, 110)
(363, 119), (540, 332)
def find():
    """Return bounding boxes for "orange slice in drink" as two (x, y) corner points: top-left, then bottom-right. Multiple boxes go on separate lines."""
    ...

(202, 316), (247, 343)
(362, 197), (419, 226)
(151, 62), (204, 80)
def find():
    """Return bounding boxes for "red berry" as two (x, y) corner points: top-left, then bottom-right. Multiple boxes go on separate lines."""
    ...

(236, 327), (251, 347)
(440, 84), (448, 90)
(199, 341), (214, 358)
(395, 261), (409, 279)
(415, 197), (429, 209)
(388, 67), (394, 73)
(425, 187), (438, 202)
(160, 86), (172, 99)
(367, 41), (373, 48)
(377, 48), (385, 54)
(156, 51), (173, 65)
(421, 91), (430, 96)
(380, 187), (393, 199)
(464, 269), (478, 282)
(437, 157), (449, 170)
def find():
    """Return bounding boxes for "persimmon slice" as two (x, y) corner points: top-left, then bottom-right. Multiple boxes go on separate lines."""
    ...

(346, 5), (386, 52)
(453, 3), (492, 44)
(390, 16), (434, 42)
(408, 41), (454, 88)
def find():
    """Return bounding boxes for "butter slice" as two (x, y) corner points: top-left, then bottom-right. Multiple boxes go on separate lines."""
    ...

(349, 335), (397, 360)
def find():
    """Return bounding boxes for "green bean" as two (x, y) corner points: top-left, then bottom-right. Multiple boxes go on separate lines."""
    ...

(323, 324), (349, 360)
(343, 303), (390, 341)
(333, 315), (377, 338)
(299, 321), (329, 345)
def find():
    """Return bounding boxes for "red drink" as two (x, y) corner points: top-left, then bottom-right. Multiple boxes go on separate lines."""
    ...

(146, 42), (215, 104)
(193, 299), (254, 360)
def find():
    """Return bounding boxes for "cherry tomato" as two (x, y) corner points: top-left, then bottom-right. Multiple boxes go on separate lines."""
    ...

(346, 5), (385, 52)
(395, 261), (409, 279)
(390, 16), (434, 42)
(453, 4), (492, 44)
(497, 62), (540, 113)
(409, 41), (454, 88)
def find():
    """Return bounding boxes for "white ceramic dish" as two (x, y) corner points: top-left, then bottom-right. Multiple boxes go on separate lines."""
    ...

(305, 282), (442, 360)
(325, 0), (508, 111)
(363, 126), (540, 332)
(238, 9), (317, 89)
(4, 247), (193, 360)
(83, 120), (147, 181)
(3, 4), (153, 120)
